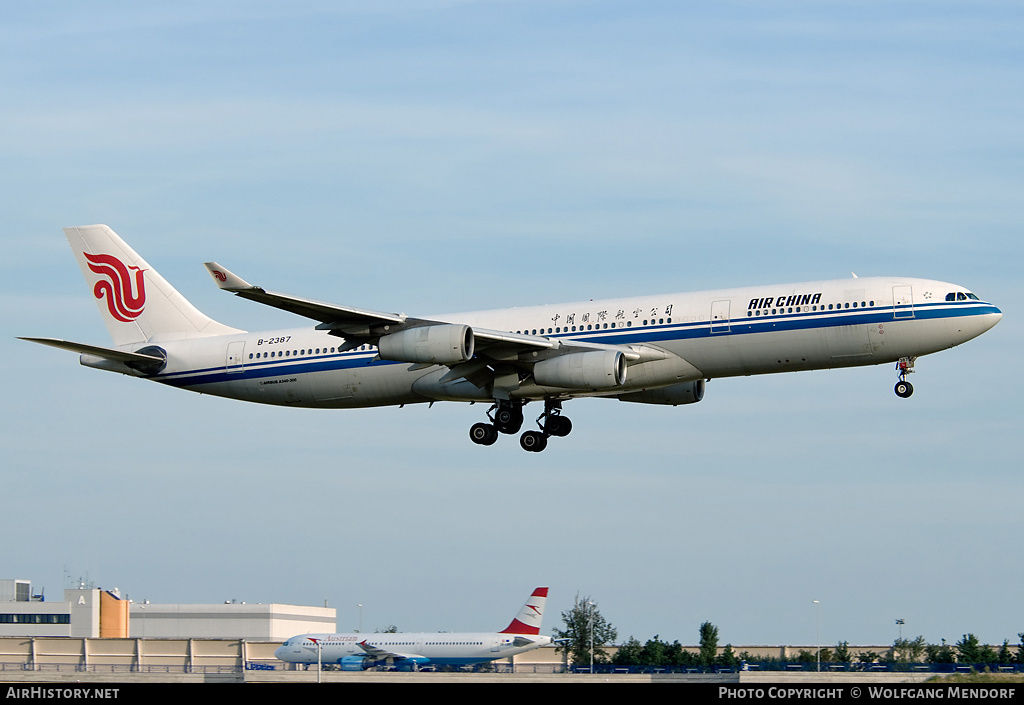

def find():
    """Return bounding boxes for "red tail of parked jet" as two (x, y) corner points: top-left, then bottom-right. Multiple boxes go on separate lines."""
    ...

(500, 586), (548, 635)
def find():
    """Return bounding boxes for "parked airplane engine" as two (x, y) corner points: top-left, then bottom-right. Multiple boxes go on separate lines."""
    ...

(533, 350), (627, 390)
(378, 324), (474, 365)
(617, 379), (705, 406)
(339, 655), (371, 671)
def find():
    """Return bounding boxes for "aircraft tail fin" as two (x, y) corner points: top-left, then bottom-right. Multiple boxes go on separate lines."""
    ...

(499, 587), (548, 635)
(63, 225), (242, 346)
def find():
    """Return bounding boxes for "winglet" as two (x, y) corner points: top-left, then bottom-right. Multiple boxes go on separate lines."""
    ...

(204, 262), (254, 291)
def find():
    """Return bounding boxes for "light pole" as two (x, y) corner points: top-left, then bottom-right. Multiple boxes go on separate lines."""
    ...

(896, 619), (905, 661)
(312, 638), (322, 683)
(813, 600), (821, 672)
(588, 601), (595, 673)
(357, 604), (363, 633)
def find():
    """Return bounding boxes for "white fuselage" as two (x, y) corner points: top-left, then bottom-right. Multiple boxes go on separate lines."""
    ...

(274, 631), (552, 668)
(93, 276), (1001, 408)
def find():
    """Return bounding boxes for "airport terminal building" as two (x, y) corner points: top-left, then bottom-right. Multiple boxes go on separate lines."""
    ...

(1, 578), (335, 640)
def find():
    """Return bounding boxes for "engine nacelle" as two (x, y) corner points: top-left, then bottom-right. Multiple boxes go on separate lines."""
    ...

(339, 655), (370, 671)
(394, 656), (432, 671)
(378, 324), (474, 365)
(534, 350), (627, 390)
(617, 379), (705, 406)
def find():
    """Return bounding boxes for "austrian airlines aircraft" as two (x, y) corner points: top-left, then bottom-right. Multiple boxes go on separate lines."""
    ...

(274, 587), (551, 670)
(22, 225), (1002, 452)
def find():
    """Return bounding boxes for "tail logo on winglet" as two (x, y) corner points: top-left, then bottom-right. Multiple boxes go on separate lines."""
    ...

(84, 252), (147, 322)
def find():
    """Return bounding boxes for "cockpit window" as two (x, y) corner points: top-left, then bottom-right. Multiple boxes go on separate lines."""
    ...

(946, 292), (980, 302)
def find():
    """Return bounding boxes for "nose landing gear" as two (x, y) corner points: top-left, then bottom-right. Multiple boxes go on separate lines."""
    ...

(894, 357), (916, 398)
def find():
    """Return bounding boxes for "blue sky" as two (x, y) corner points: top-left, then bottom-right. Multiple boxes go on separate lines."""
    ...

(3, 2), (1021, 649)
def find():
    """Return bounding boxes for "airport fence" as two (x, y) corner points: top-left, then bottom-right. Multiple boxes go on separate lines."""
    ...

(3, 661), (1022, 676)
(565, 662), (1024, 675)
(0, 662), (245, 675)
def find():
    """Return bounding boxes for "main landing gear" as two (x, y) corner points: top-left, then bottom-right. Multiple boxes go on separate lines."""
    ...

(468, 399), (572, 452)
(894, 356), (916, 398)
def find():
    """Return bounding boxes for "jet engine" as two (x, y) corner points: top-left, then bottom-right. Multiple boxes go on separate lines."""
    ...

(617, 379), (705, 406)
(377, 324), (474, 365)
(534, 350), (627, 390)
(339, 655), (370, 671)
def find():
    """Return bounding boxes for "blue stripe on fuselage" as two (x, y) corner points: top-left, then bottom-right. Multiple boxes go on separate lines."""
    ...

(152, 302), (1000, 389)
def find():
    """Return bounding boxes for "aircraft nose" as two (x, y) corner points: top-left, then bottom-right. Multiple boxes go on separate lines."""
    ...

(987, 306), (1003, 330)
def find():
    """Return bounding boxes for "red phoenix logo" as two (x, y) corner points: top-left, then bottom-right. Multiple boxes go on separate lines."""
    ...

(84, 252), (147, 322)
(212, 269), (227, 282)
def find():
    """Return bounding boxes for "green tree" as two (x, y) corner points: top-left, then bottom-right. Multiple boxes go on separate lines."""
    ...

(956, 633), (996, 664)
(798, 649), (818, 663)
(553, 593), (617, 667)
(667, 640), (697, 668)
(698, 621), (719, 667)
(639, 635), (668, 666)
(612, 637), (643, 666)
(926, 639), (955, 664)
(834, 641), (852, 664)
(718, 644), (739, 668)
(857, 650), (880, 666)
(892, 636), (927, 663)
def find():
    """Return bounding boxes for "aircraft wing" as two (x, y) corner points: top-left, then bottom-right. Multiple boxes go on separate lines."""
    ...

(204, 262), (407, 336)
(202, 263), (696, 392)
(203, 262), (604, 357)
(355, 640), (424, 662)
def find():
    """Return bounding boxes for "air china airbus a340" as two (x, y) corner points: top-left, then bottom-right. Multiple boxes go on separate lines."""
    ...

(274, 587), (551, 670)
(22, 225), (1001, 452)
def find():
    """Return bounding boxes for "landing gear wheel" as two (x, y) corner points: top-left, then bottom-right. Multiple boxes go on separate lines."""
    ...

(894, 357), (916, 399)
(494, 406), (524, 434)
(469, 423), (498, 446)
(894, 381), (914, 398)
(544, 415), (572, 437)
(520, 430), (548, 452)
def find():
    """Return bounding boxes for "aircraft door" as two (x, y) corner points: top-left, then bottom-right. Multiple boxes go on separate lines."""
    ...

(893, 285), (914, 319)
(226, 341), (246, 372)
(710, 300), (731, 333)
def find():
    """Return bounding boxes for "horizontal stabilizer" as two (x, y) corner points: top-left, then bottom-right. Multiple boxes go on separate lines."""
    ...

(18, 337), (164, 365)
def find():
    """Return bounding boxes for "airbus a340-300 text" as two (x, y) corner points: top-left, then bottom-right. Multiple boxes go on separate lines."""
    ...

(21, 225), (1002, 451)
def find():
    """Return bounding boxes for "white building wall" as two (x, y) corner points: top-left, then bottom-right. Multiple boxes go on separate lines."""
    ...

(67, 589), (101, 638)
(129, 603), (335, 640)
